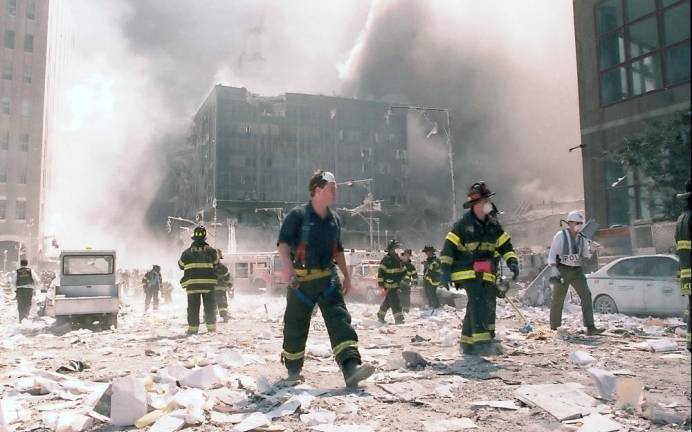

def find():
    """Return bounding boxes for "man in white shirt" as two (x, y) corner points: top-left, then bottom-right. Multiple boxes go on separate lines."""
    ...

(547, 211), (604, 335)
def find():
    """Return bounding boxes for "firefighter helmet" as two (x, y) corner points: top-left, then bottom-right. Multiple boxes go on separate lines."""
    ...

(463, 181), (495, 209)
(192, 226), (207, 240)
(422, 245), (436, 253)
(386, 239), (401, 251)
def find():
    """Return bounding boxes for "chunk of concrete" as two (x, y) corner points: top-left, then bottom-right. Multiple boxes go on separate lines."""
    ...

(576, 413), (623, 432)
(646, 339), (678, 352)
(55, 413), (93, 432)
(515, 383), (597, 421)
(233, 412), (270, 432)
(469, 400), (520, 410)
(614, 378), (643, 411)
(300, 410), (337, 426)
(422, 417), (478, 431)
(110, 375), (147, 426)
(149, 413), (185, 432)
(642, 402), (687, 425)
(180, 365), (226, 389)
(569, 351), (595, 366)
(587, 368), (617, 401)
(0, 398), (18, 428)
(402, 351), (429, 369)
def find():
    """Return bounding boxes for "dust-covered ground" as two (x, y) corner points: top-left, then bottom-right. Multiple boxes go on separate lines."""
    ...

(1, 287), (690, 432)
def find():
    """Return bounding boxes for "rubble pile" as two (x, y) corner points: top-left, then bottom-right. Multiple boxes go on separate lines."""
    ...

(1, 292), (689, 431)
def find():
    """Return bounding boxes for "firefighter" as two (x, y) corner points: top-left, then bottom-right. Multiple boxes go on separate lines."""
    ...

(15, 259), (38, 322)
(143, 265), (161, 313)
(399, 249), (417, 313)
(440, 182), (519, 355)
(376, 240), (406, 324)
(277, 170), (374, 387)
(178, 226), (219, 335)
(547, 210), (605, 335)
(422, 245), (442, 310)
(675, 178), (691, 352)
(214, 249), (232, 322)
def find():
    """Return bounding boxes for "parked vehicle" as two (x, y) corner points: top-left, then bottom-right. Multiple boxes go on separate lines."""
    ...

(586, 254), (683, 317)
(226, 252), (288, 294)
(45, 250), (119, 330)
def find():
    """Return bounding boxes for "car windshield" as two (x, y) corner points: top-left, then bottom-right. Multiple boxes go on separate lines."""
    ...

(63, 255), (114, 275)
(608, 257), (677, 278)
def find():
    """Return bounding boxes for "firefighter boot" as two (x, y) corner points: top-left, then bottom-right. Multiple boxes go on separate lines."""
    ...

(586, 326), (605, 336)
(342, 359), (375, 388)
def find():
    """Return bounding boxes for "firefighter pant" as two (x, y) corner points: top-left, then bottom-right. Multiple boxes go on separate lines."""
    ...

(687, 295), (691, 352)
(550, 265), (595, 329)
(424, 282), (441, 309)
(215, 288), (229, 319)
(378, 287), (404, 323)
(186, 288), (216, 333)
(16, 288), (33, 322)
(144, 288), (159, 312)
(458, 278), (494, 350)
(400, 281), (411, 312)
(488, 285), (497, 338)
(281, 274), (361, 372)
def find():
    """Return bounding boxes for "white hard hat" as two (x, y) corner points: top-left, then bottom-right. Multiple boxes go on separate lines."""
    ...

(565, 210), (585, 223)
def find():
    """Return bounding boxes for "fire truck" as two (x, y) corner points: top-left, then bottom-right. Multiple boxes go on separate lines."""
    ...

(226, 252), (288, 294)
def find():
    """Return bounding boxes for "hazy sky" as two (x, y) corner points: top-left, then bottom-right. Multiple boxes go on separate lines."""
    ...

(43, 0), (582, 263)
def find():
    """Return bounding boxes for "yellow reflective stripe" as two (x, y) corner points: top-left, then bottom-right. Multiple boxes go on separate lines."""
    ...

(460, 332), (492, 345)
(207, 324), (216, 330)
(218, 307), (228, 312)
(384, 282), (400, 288)
(332, 340), (358, 357)
(496, 232), (510, 247)
(178, 259), (185, 269)
(182, 278), (218, 287)
(440, 256), (454, 265)
(482, 272), (496, 283)
(186, 289), (212, 294)
(214, 286), (228, 291)
(296, 268), (332, 282)
(188, 326), (199, 331)
(446, 232), (461, 247)
(184, 263), (215, 270)
(451, 270), (476, 281)
(677, 240), (691, 250)
(377, 278), (384, 283)
(282, 350), (305, 360)
(381, 267), (404, 274)
(503, 251), (517, 262)
(680, 269), (692, 278)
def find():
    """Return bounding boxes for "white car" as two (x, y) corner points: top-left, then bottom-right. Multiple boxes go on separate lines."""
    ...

(586, 254), (684, 317)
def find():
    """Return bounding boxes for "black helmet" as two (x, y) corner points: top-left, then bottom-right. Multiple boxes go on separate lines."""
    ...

(192, 226), (207, 240)
(463, 181), (495, 209)
(422, 245), (436, 253)
(386, 239), (401, 251)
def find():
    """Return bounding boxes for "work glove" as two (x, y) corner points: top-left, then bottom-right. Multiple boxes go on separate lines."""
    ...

(496, 281), (509, 298)
(508, 261), (519, 281)
(548, 266), (563, 285)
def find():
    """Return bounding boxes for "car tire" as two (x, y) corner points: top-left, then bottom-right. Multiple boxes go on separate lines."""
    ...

(594, 294), (618, 315)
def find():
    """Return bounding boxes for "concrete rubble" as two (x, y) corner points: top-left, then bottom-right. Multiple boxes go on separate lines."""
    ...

(0, 291), (689, 431)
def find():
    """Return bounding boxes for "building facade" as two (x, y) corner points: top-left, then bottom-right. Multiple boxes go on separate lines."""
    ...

(574, 0), (690, 230)
(0, 0), (49, 266)
(181, 85), (410, 250)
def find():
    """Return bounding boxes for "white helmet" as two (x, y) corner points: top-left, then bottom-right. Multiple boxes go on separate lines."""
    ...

(565, 210), (585, 224)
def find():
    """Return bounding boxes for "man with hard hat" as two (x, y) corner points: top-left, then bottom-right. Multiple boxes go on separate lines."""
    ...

(178, 226), (219, 335)
(440, 181), (519, 354)
(675, 178), (691, 352)
(377, 239), (406, 324)
(277, 169), (374, 387)
(547, 210), (604, 335)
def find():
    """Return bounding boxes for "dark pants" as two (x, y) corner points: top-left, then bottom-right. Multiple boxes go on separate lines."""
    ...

(550, 265), (595, 329)
(144, 288), (159, 312)
(377, 287), (404, 323)
(424, 282), (441, 309)
(215, 288), (228, 319)
(687, 295), (691, 352)
(16, 288), (33, 322)
(186, 289), (216, 333)
(488, 285), (497, 338)
(459, 278), (494, 350)
(400, 281), (411, 312)
(282, 274), (361, 372)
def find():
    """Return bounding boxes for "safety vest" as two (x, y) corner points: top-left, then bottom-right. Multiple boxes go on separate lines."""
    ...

(559, 229), (585, 267)
(16, 267), (34, 288)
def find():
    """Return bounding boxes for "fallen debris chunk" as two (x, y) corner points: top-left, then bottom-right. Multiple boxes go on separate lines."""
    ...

(587, 369), (617, 401)
(180, 365), (226, 389)
(641, 402), (687, 425)
(422, 417), (478, 431)
(646, 339), (678, 353)
(110, 375), (147, 426)
(469, 400), (520, 410)
(311, 425), (375, 432)
(233, 412), (271, 432)
(300, 410), (337, 426)
(267, 397), (302, 420)
(526, 328), (555, 340)
(515, 383), (597, 421)
(575, 413), (623, 432)
(55, 412), (93, 432)
(613, 378), (643, 411)
(211, 411), (246, 425)
(149, 413), (185, 432)
(56, 360), (88, 373)
(569, 351), (595, 366)
(378, 381), (431, 402)
(402, 351), (428, 369)
(0, 398), (18, 429)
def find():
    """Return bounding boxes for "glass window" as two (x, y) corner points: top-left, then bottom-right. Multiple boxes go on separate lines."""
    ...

(63, 255), (114, 275)
(21, 100), (30, 117)
(0, 199), (6, 220)
(24, 35), (33, 53)
(600, 31), (626, 68)
(235, 262), (249, 279)
(26, 0), (36, 20)
(4, 30), (15, 49)
(641, 257), (679, 277)
(23, 68), (31, 84)
(626, 0), (656, 21)
(608, 258), (645, 277)
(630, 54), (662, 94)
(2, 62), (11, 80)
(1, 98), (9, 115)
(15, 199), (26, 220)
(0, 132), (8, 150)
(664, 42), (691, 83)
(20, 134), (29, 152)
(0, 162), (6, 183)
(663, 2), (691, 45)
(597, 0), (623, 34)
(5, 0), (16, 16)
(601, 66), (628, 104)
(629, 16), (659, 57)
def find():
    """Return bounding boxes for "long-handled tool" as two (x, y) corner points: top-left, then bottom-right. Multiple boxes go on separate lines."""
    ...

(505, 296), (533, 334)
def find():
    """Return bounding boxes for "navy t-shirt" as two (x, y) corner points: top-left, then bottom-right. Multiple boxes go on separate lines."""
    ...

(277, 202), (344, 269)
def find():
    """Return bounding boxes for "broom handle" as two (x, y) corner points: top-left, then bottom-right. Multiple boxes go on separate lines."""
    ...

(505, 296), (528, 324)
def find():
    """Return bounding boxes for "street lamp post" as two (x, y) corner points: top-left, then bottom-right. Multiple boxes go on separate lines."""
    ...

(387, 105), (458, 223)
(337, 178), (378, 250)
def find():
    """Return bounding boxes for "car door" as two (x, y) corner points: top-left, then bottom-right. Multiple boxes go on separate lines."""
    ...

(638, 256), (681, 316)
(606, 258), (647, 314)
